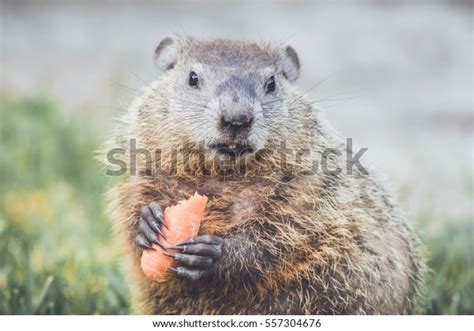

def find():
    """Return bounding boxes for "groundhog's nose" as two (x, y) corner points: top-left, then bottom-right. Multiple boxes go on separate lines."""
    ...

(219, 112), (254, 136)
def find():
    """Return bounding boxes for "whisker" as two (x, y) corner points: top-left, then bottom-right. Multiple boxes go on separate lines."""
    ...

(130, 72), (150, 86)
(167, 97), (210, 109)
(302, 71), (339, 95)
(110, 82), (142, 95)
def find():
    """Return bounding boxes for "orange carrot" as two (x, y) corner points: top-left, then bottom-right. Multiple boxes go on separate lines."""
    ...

(140, 192), (208, 282)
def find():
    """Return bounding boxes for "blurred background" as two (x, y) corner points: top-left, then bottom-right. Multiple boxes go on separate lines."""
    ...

(0, 0), (472, 314)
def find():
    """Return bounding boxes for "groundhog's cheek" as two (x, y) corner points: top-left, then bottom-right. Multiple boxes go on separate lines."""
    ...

(249, 129), (269, 150)
(190, 122), (219, 145)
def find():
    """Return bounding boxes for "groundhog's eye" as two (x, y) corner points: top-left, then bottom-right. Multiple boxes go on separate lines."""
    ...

(188, 71), (199, 87)
(265, 76), (276, 94)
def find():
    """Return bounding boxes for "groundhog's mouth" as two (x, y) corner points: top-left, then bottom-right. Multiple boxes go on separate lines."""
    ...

(209, 142), (255, 157)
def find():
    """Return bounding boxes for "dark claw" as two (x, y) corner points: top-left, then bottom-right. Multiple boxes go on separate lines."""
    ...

(149, 219), (168, 241)
(140, 207), (167, 241)
(167, 244), (185, 251)
(162, 252), (177, 259)
(135, 233), (154, 250)
(138, 219), (166, 249)
(163, 252), (213, 268)
(145, 215), (163, 236)
(174, 238), (195, 247)
(139, 217), (160, 243)
(169, 266), (210, 281)
(168, 243), (222, 258)
(175, 235), (223, 247)
(168, 266), (178, 273)
(148, 201), (169, 230)
(135, 201), (169, 251)
(165, 235), (225, 281)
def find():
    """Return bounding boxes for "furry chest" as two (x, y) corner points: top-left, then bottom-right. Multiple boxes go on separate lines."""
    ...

(158, 176), (275, 230)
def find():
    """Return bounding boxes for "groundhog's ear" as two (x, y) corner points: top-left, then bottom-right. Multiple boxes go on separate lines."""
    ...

(154, 36), (181, 71)
(280, 45), (300, 82)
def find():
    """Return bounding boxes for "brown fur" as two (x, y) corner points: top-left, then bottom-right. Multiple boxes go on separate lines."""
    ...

(102, 37), (425, 314)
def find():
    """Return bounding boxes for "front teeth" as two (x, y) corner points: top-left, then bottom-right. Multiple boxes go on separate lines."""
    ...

(228, 143), (237, 149)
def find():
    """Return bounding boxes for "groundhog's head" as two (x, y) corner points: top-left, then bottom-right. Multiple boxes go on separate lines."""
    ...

(152, 36), (302, 159)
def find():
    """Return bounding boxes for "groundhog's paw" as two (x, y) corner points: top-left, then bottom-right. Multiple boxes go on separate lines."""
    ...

(134, 201), (168, 250)
(166, 235), (223, 281)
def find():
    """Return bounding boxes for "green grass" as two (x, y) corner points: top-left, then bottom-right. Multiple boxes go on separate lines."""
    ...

(421, 216), (473, 314)
(0, 95), (472, 314)
(0, 96), (129, 314)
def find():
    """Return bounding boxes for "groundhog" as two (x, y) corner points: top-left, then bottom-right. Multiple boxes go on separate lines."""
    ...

(102, 36), (425, 314)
